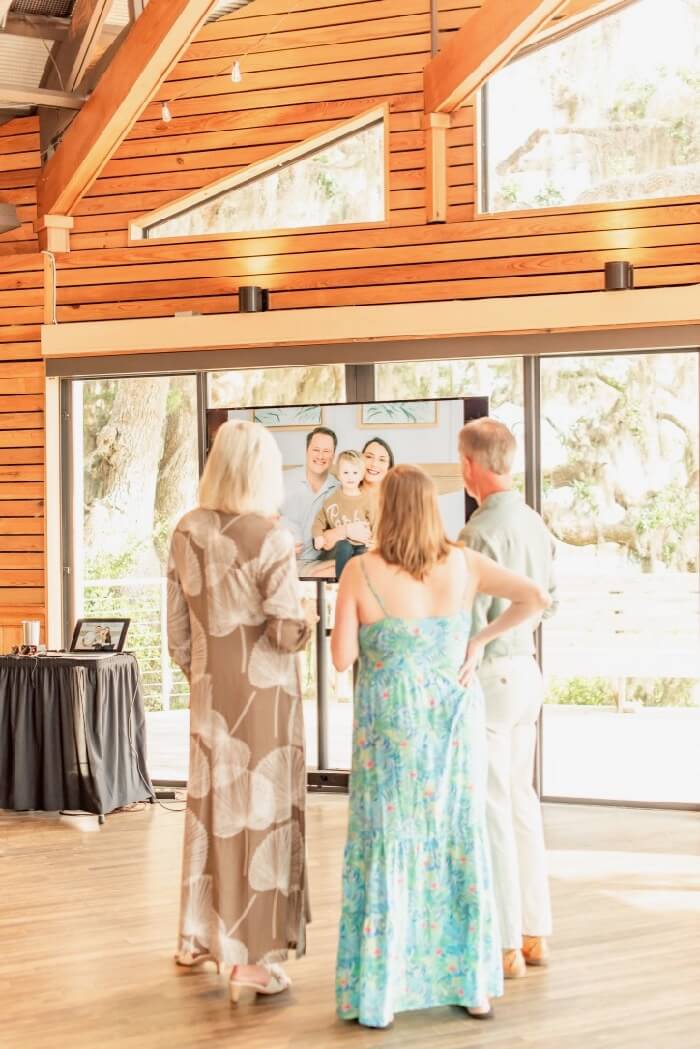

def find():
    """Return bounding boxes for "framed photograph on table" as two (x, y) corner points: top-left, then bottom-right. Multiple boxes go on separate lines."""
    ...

(70, 618), (130, 653)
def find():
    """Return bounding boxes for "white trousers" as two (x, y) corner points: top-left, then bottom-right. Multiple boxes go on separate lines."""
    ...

(478, 654), (552, 949)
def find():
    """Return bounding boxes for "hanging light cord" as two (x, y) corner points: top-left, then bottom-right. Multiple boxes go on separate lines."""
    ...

(161, 0), (302, 122)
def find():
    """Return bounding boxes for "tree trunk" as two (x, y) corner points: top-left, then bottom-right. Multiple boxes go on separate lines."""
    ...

(84, 377), (169, 570)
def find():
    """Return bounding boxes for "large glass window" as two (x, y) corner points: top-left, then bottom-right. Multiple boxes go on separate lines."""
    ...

(208, 365), (347, 770)
(482, 0), (700, 212)
(71, 376), (199, 781)
(144, 120), (385, 239)
(540, 352), (700, 803)
(376, 357), (525, 475)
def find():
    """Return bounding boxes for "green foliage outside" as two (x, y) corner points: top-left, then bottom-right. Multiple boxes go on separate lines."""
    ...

(547, 676), (698, 707)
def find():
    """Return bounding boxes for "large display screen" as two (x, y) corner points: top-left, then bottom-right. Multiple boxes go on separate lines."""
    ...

(207, 396), (488, 579)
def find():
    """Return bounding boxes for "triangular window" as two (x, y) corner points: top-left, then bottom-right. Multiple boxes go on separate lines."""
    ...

(134, 106), (386, 240)
(481, 0), (700, 212)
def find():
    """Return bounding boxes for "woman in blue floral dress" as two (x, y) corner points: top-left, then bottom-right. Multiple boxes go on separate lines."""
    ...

(331, 465), (550, 1028)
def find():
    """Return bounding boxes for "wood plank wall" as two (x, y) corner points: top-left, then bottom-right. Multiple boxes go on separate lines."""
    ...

(52, 0), (700, 321)
(0, 115), (46, 645)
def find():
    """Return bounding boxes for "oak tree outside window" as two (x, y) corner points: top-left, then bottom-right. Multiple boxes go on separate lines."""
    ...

(142, 119), (385, 240)
(481, 0), (700, 213)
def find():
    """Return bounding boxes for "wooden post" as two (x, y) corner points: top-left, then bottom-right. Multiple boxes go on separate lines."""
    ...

(36, 214), (74, 253)
(423, 113), (451, 223)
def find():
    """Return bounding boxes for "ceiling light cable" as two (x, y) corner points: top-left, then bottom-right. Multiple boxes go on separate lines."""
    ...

(160, 0), (301, 123)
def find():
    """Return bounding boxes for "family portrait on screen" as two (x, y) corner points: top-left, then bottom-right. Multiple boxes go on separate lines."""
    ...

(221, 398), (474, 578)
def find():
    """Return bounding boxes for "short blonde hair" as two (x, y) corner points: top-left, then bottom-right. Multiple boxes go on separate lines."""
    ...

(337, 449), (365, 476)
(458, 418), (516, 475)
(198, 420), (283, 516)
(375, 465), (454, 580)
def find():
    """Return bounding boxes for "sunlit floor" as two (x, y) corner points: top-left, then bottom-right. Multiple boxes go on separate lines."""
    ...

(147, 703), (700, 804)
(2, 800), (698, 1049)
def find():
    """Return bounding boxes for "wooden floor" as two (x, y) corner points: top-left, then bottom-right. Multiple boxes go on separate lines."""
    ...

(2, 799), (698, 1049)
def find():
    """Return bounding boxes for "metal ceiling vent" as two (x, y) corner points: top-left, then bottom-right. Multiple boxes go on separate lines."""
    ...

(0, 201), (21, 233)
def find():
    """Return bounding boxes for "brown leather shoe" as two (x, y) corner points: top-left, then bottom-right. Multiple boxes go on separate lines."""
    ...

(503, 948), (527, 979)
(522, 936), (550, 967)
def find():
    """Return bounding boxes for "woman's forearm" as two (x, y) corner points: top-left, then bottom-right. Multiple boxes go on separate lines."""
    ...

(473, 594), (548, 648)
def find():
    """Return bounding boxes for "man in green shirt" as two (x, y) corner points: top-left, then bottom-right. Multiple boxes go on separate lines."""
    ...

(458, 418), (558, 980)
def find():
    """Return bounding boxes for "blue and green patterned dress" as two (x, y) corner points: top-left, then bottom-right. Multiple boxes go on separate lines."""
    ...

(335, 571), (503, 1028)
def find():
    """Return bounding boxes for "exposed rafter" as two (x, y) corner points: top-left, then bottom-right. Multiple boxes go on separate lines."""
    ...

(0, 84), (85, 110)
(2, 12), (122, 42)
(424, 0), (570, 114)
(44, 0), (114, 94)
(39, 0), (114, 158)
(521, 0), (634, 54)
(37, 0), (221, 226)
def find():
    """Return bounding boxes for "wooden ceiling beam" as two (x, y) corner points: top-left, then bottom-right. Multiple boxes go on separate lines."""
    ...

(44, 0), (114, 94)
(2, 12), (122, 43)
(523, 0), (634, 53)
(0, 85), (85, 110)
(39, 0), (114, 158)
(424, 0), (570, 114)
(37, 0), (221, 222)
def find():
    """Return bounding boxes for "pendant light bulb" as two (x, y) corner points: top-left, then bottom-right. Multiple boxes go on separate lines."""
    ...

(231, 60), (242, 83)
(161, 101), (172, 123)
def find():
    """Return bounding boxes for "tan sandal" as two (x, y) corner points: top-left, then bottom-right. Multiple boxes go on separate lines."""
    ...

(229, 962), (291, 1004)
(174, 951), (221, 974)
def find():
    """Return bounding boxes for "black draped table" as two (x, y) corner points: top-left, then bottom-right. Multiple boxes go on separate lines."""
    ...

(0, 652), (155, 820)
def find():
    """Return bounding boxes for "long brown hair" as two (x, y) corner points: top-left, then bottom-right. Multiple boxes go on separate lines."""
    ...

(375, 464), (455, 580)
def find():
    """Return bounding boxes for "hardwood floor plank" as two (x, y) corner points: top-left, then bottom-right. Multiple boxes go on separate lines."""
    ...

(0, 799), (697, 1048)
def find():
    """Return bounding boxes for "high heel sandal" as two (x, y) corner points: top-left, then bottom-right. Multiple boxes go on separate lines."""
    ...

(174, 951), (221, 974)
(229, 963), (291, 1004)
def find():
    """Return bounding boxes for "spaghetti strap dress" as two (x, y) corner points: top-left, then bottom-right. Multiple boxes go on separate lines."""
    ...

(335, 559), (503, 1028)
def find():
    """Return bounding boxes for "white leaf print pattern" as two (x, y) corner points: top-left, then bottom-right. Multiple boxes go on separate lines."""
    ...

(171, 530), (202, 597)
(259, 527), (301, 618)
(181, 874), (213, 941)
(204, 531), (239, 587)
(215, 916), (249, 968)
(248, 634), (298, 692)
(189, 674), (213, 742)
(255, 746), (306, 824)
(185, 509), (221, 549)
(187, 735), (210, 799)
(288, 696), (305, 748)
(208, 565), (265, 637)
(211, 728), (251, 786)
(189, 616), (208, 684)
(248, 821), (304, 895)
(211, 770), (276, 837)
(184, 810), (208, 878)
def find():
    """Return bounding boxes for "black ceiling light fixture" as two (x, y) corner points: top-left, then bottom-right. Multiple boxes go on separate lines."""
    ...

(0, 201), (20, 234)
(604, 260), (634, 290)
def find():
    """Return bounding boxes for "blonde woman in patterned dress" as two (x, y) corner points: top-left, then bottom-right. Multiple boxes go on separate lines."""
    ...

(167, 420), (312, 1004)
(332, 465), (550, 1028)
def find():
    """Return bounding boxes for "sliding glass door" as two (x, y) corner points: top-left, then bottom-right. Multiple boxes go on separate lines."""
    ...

(69, 375), (199, 781)
(539, 352), (700, 805)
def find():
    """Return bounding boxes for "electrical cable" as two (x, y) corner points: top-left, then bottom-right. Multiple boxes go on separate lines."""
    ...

(160, 0), (302, 122)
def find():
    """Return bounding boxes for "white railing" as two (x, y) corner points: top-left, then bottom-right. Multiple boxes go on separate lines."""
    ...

(82, 575), (188, 712)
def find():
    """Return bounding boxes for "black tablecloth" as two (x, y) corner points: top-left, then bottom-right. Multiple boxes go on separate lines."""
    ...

(0, 652), (154, 816)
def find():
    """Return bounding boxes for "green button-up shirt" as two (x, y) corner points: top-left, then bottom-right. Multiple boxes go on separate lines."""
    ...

(458, 490), (558, 662)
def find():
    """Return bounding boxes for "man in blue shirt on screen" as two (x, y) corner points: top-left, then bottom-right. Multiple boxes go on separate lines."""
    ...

(281, 426), (340, 571)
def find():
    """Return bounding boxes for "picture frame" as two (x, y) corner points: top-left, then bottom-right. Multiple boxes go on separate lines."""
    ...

(70, 618), (130, 653)
(251, 405), (323, 429)
(358, 401), (439, 427)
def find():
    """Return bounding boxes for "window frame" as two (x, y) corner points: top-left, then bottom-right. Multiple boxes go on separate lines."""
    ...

(128, 103), (391, 245)
(475, 0), (700, 220)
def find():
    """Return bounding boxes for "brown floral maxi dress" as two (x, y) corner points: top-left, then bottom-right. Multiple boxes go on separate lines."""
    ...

(167, 509), (311, 967)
